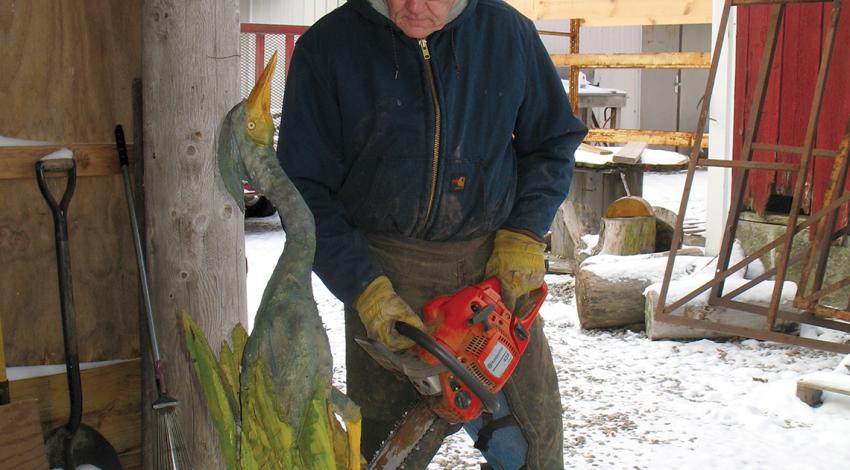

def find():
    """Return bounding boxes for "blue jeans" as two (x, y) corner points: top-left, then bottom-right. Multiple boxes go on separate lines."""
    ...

(463, 391), (528, 469)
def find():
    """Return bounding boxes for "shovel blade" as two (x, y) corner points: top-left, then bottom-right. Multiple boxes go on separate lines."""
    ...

(45, 424), (123, 470)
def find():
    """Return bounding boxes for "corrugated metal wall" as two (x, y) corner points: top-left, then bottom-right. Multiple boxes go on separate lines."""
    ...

(241, 0), (344, 25)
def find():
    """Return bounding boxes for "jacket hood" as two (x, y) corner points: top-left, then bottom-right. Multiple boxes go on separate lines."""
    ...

(348, 0), (476, 35)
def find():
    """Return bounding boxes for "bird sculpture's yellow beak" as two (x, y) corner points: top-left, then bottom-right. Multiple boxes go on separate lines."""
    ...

(245, 51), (278, 146)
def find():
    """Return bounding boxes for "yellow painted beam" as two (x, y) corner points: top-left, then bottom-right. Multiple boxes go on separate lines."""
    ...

(587, 128), (710, 149)
(553, 52), (711, 69)
(508, 0), (712, 26)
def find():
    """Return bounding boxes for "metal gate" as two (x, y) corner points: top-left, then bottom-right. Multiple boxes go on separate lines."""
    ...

(656, 0), (850, 354)
(239, 23), (308, 119)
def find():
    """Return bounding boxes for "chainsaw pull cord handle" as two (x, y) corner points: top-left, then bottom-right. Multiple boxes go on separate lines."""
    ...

(36, 159), (84, 438)
(395, 321), (501, 414)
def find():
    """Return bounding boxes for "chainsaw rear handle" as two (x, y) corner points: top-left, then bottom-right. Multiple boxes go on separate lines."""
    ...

(511, 282), (548, 341)
(395, 321), (501, 414)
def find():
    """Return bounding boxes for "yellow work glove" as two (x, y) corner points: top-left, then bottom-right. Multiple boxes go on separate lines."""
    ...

(485, 229), (547, 312)
(355, 275), (426, 352)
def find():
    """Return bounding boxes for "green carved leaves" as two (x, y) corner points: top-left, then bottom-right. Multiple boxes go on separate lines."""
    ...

(181, 312), (361, 469)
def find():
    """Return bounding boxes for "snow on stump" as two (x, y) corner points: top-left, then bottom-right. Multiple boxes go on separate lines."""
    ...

(644, 276), (798, 341)
(575, 249), (704, 330)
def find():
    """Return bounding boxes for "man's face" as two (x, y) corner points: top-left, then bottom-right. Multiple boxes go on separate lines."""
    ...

(387, 0), (456, 39)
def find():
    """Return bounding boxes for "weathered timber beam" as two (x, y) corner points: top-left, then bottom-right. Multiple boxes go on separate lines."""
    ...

(552, 52), (711, 69)
(0, 144), (133, 180)
(587, 129), (710, 149)
(508, 0), (712, 26)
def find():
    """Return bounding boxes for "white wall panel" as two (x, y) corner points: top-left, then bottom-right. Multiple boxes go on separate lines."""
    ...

(242, 0), (345, 25)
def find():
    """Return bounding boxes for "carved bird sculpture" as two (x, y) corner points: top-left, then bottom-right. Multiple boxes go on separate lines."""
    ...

(182, 52), (362, 470)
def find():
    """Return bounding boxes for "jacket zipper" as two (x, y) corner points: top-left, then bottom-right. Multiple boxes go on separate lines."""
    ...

(419, 38), (441, 228)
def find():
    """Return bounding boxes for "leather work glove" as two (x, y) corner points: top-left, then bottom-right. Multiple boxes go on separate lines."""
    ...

(355, 275), (426, 352)
(485, 229), (547, 312)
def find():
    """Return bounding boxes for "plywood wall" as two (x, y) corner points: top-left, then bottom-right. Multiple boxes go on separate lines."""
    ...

(0, 1), (140, 143)
(0, 0), (142, 365)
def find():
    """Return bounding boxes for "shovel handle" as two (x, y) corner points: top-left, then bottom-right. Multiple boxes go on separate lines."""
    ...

(115, 125), (130, 167)
(35, 159), (77, 218)
(36, 158), (84, 436)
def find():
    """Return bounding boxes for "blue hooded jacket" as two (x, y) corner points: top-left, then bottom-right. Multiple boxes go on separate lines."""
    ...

(277, 0), (587, 305)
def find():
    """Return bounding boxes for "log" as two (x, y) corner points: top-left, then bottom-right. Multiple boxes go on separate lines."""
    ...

(644, 278), (793, 341)
(598, 215), (656, 255)
(653, 206), (677, 252)
(575, 250), (704, 329)
(796, 372), (850, 407)
(142, 0), (246, 468)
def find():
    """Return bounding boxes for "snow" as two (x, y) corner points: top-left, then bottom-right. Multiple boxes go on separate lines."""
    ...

(40, 147), (73, 161)
(7, 359), (135, 381)
(244, 170), (850, 469)
(644, 169), (707, 226)
(581, 253), (706, 284)
(574, 147), (689, 167)
(0, 135), (50, 146)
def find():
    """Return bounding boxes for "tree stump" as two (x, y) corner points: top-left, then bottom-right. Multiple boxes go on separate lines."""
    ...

(598, 215), (656, 255)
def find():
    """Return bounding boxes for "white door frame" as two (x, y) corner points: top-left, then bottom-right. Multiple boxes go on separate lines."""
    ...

(706, 0), (736, 255)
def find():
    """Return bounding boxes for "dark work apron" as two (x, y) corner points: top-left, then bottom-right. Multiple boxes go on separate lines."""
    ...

(345, 232), (565, 469)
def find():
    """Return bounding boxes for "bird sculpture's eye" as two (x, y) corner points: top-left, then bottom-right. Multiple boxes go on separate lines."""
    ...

(248, 121), (256, 130)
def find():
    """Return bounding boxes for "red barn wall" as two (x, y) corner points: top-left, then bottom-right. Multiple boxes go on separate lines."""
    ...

(734, 3), (850, 220)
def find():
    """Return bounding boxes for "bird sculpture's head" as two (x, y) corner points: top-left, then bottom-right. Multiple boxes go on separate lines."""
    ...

(245, 51), (278, 147)
(218, 52), (279, 212)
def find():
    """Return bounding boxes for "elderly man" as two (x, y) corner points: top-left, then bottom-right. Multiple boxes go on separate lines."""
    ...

(277, 0), (587, 467)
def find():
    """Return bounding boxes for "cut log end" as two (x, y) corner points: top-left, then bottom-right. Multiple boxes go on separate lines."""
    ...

(605, 196), (654, 218)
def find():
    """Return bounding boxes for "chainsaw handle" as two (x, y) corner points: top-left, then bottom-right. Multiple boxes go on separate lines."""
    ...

(395, 321), (501, 414)
(512, 282), (548, 336)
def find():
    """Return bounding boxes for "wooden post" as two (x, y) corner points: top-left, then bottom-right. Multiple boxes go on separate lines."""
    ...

(142, 1), (246, 468)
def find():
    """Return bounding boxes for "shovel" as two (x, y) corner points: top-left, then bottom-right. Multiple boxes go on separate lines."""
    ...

(36, 149), (123, 470)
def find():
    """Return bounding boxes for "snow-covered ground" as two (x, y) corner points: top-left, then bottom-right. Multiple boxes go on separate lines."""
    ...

(244, 170), (850, 469)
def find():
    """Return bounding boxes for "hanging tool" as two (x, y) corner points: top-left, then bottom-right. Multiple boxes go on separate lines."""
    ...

(37, 149), (123, 470)
(114, 125), (191, 469)
(358, 278), (547, 468)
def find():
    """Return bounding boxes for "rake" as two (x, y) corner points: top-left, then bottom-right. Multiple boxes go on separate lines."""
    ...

(115, 125), (192, 469)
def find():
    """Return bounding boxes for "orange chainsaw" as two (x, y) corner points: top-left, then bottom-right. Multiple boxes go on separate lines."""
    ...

(356, 277), (547, 468)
